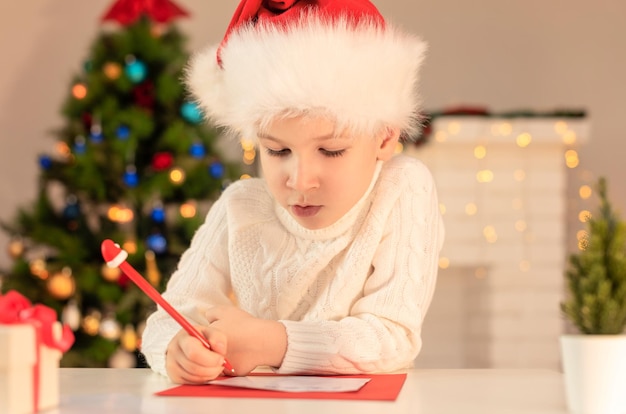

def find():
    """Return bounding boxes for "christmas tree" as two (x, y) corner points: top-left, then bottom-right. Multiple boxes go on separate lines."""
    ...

(562, 177), (626, 335)
(0, 0), (244, 367)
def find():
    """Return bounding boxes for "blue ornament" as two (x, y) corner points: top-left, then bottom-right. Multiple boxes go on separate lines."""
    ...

(209, 161), (225, 179)
(123, 166), (139, 187)
(83, 60), (93, 73)
(151, 205), (166, 223)
(116, 125), (130, 140)
(146, 234), (167, 254)
(189, 142), (206, 158)
(90, 125), (104, 143)
(180, 101), (203, 124)
(125, 59), (147, 84)
(63, 196), (80, 220)
(73, 136), (87, 155)
(39, 155), (52, 170)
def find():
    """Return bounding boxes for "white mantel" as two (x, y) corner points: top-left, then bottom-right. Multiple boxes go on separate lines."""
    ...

(406, 116), (590, 369)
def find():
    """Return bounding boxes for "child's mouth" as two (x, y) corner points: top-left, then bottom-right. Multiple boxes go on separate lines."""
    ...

(291, 205), (321, 217)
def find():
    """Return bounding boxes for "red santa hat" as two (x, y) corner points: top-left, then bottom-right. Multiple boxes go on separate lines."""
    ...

(186, 0), (427, 140)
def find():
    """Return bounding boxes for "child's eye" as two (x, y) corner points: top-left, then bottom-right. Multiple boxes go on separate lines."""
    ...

(265, 148), (290, 157)
(320, 148), (345, 158)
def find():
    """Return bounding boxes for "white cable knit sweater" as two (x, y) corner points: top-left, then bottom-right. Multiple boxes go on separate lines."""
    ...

(141, 154), (444, 377)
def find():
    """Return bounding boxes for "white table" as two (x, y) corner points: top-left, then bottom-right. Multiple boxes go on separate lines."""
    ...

(50, 368), (569, 413)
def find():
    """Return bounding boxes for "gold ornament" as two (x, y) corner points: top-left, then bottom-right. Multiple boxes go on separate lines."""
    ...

(47, 267), (75, 299)
(55, 142), (71, 158)
(72, 83), (87, 100)
(121, 324), (138, 352)
(243, 148), (256, 165)
(145, 250), (161, 286)
(179, 201), (197, 218)
(107, 204), (134, 223)
(240, 139), (255, 152)
(122, 239), (137, 254)
(169, 168), (185, 185)
(101, 263), (122, 282)
(30, 258), (49, 280)
(8, 238), (25, 259)
(81, 310), (101, 336)
(103, 62), (122, 80)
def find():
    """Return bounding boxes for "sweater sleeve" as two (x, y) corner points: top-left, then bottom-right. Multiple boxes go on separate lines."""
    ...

(140, 192), (234, 377)
(277, 160), (444, 374)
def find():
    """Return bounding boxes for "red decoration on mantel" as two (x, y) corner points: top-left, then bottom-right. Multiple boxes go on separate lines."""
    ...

(101, 0), (189, 25)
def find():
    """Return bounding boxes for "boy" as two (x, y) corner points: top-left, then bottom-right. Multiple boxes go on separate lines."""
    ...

(141, 0), (444, 384)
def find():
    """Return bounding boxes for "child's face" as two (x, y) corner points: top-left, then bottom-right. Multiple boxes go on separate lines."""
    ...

(258, 115), (398, 230)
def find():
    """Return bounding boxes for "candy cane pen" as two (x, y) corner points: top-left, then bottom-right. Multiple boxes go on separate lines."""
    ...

(101, 239), (235, 374)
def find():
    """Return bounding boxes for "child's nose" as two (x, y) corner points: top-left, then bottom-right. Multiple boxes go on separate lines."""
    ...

(286, 158), (319, 191)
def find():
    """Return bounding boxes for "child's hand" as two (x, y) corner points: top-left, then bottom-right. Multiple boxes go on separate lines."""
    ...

(205, 306), (287, 375)
(164, 326), (228, 384)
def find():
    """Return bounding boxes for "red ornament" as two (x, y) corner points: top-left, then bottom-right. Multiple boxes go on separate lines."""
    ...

(101, 0), (189, 26)
(82, 112), (93, 130)
(133, 81), (155, 108)
(152, 152), (174, 171)
(117, 271), (131, 288)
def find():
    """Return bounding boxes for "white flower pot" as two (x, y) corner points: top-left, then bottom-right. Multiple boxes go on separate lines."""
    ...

(560, 335), (626, 414)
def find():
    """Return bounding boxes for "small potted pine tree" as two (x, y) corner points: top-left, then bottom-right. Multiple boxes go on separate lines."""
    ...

(560, 177), (626, 414)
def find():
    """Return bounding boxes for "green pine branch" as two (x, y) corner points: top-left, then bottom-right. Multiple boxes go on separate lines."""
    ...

(561, 177), (626, 334)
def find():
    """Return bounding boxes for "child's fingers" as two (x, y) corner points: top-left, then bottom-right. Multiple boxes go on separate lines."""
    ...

(198, 325), (228, 356)
(170, 357), (220, 384)
(165, 329), (226, 384)
(179, 334), (225, 367)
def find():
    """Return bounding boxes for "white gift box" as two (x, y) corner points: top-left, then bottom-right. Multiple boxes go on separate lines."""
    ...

(0, 323), (62, 414)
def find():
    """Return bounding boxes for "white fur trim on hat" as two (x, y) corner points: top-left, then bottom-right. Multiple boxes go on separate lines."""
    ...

(186, 13), (427, 140)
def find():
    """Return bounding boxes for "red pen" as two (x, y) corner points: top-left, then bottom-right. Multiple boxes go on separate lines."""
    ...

(101, 239), (235, 374)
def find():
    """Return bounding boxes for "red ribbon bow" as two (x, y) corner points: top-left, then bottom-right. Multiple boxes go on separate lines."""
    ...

(0, 290), (75, 352)
(101, 0), (189, 26)
(0, 290), (75, 412)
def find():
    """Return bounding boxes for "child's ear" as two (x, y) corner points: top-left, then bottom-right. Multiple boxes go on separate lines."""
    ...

(376, 127), (401, 161)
